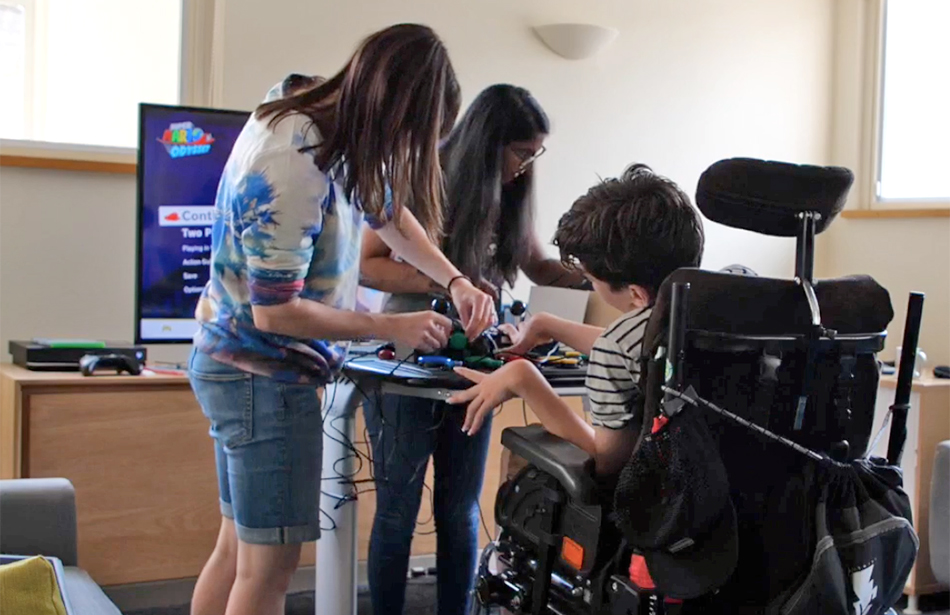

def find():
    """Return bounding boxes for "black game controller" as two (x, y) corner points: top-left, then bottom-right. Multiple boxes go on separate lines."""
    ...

(430, 298), (512, 354)
(79, 353), (143, 376)
(422, 298), (519, 369)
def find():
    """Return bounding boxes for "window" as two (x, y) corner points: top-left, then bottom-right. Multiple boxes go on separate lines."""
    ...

(873, 0), (950, 204)
(0, 1), (32, 140)
(0, 0), (182, 149)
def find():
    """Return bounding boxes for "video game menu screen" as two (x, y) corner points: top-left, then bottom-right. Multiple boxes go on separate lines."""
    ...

(136, 103), (249, 343)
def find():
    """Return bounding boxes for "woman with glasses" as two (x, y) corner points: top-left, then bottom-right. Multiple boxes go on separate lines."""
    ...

(358, 84), (585, 615)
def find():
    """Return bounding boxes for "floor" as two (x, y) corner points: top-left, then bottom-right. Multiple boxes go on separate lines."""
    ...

(896, 593), (950, 615)
(125, 578), (438, 615)
(125, 584), (948, 615)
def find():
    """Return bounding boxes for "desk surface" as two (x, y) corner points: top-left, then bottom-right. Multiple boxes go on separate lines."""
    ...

(342, 356), (588, 390)
(879, 373), (949, 389)
(2, 363), (945, 389)
(0, 363), (189, 385)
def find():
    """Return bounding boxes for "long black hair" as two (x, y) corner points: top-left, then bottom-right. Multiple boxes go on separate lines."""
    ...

(440, 84), (549, 287)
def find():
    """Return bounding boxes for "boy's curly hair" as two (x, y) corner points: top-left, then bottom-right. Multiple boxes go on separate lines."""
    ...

(553, 164), (704, 297)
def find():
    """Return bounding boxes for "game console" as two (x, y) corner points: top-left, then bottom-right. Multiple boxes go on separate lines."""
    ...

(9, 340), (147, 372)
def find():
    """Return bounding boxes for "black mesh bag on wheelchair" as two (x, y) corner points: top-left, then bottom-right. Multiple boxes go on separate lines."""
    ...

(473, 158), (921, 615)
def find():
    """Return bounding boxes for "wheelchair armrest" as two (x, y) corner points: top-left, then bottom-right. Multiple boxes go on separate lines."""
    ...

(501, 425), (598, 504)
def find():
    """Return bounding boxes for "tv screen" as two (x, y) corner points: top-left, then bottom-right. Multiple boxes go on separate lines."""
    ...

(135, 103), (250, 344)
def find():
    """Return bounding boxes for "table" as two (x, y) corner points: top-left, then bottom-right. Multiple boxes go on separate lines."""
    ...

(868, 374), (950, 613)
(313, 353), (588, 615)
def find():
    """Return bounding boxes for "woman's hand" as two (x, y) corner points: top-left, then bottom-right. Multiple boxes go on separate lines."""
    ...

(449, 362), (535, 435)
(450, 278), (496, 340)
(498, 314), (553, 356)
(387, 311), (453, 353)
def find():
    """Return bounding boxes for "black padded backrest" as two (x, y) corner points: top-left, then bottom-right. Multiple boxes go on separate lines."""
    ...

(640, 269), (892, 456)
(631, 268), (893, 607)
(643, 269), (893, 339)
(696, 158), (854, 236)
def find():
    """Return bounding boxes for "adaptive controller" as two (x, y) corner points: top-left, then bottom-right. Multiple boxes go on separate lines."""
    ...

(423, 297), (510, 370)
(376, 298), (553, 372)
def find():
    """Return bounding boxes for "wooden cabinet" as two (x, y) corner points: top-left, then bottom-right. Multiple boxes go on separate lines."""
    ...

(869, 374), (950, 599)
(0, 364), (316, 586)
(13, 358), (940, 599)
(0, 363), (580, 587)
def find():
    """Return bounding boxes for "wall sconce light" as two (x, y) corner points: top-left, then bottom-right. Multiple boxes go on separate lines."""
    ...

(533, 23), (619, 60)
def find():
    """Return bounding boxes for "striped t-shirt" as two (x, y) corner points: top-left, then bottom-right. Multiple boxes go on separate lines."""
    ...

(585, 307), (652, 429)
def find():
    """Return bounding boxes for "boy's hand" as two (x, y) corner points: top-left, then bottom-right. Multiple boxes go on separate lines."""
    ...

(450, 362), (534, 435)
(499, 314), (553, 356)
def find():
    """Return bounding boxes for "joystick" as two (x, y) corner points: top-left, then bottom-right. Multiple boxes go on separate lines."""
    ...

(431, 296), (452, 316)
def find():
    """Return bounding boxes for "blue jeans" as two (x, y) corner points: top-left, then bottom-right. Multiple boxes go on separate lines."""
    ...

(188, 348), (323, 544)
(364, 393), (493, 615)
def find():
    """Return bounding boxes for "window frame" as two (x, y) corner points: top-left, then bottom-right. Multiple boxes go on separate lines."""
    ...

(0, 0), (216, 170)
(862, 0), (950, 212)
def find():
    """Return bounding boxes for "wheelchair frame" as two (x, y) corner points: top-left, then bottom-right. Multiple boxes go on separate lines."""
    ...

(472, 207), (926, 615)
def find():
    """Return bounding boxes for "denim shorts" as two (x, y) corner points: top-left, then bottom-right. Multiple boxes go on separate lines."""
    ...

(188, 348), (323, 545)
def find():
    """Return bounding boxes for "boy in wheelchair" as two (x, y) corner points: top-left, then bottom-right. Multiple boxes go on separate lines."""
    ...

(451, 162), (711, 614)
(450, 158), (918, 615)
(451, 162), (704, 476)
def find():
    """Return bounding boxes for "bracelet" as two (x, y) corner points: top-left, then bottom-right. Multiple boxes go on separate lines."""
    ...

(447, 275), (470, 292)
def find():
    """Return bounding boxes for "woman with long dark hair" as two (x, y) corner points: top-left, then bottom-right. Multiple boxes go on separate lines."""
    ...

(359, 84), (585, 615)
(187, 25), (494, 615)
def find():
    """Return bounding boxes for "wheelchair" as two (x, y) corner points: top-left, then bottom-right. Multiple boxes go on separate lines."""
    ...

(473, 158), (923, 615)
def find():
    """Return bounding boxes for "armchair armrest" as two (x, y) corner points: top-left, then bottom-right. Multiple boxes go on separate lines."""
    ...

(501, 425), (598, 504)
(0, 478), (78, 566)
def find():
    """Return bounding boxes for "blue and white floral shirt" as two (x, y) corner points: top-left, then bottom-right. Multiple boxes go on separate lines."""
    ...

(194, 79), (387, 383)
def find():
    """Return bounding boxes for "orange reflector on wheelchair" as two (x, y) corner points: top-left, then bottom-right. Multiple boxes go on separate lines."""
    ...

(560, 536), (584, 570)
(628, 554), (656, 590)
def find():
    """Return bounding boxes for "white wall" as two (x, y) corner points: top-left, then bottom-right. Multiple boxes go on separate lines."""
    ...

(818, 217), (950, 366)
(0, 0), (835, 363)
(221, 0), (834, 294)
(0, 167), (146, 353)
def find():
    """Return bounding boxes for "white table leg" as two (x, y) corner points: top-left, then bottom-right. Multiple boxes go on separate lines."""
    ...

(315, 378), (364, 615)
(903, 594), (921, 614)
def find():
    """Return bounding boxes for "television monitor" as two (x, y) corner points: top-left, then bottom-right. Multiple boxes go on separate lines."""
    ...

(135, 103), (250, 344)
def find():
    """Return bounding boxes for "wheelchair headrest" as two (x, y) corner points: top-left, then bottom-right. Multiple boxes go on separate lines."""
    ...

(696, 158), (853, 237)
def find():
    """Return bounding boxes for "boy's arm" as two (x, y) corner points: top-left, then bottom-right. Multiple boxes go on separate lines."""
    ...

(453, 362), (632, 475)
(521, 372), (637, 475)
(516, 363), (596, 455)
(592, 427), (638, 476)
(503, 312), (604, 356)
(450, 362), (594, 448)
